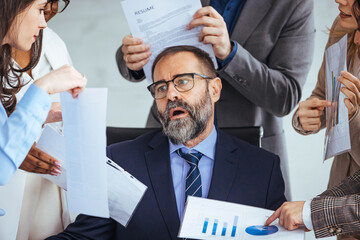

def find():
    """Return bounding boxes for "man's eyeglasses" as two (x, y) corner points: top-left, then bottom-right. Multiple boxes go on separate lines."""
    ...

(46, 0), (70, 13)
(147, 73), (213, 99)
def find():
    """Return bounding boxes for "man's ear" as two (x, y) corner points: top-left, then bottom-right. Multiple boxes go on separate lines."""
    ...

(209, 77), (222, 103)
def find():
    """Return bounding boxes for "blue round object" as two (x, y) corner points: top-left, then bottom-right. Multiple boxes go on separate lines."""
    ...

(245, 225), (278, 236)
(0, 208), (5, 216)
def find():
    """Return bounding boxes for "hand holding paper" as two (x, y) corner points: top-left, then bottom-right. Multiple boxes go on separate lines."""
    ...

(19, 143), (61, 176)
(121, 0), (218, 83)
(122, 35), (152, 71)
(188, 6), (232, 60)
(179, 197), (305, 240)
(337, 71), (360, 119)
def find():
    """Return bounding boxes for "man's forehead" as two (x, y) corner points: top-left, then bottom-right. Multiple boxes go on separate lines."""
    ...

(153, 52), (202, 80)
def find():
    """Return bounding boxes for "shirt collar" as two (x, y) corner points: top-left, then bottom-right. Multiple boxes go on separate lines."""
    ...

(169, 126), (217, 160)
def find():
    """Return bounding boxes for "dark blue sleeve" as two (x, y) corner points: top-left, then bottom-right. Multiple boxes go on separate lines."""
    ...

(216, 41), (237, 69)
(130, 69), (145, 80)
(46, 214), (116, 240)
(265, 155), (287, 210)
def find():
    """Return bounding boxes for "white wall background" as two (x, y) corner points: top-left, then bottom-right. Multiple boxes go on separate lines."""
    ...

(48, 1), (340, 239)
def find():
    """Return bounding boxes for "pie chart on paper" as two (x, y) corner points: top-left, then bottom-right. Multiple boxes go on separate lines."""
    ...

(245, 225), (279, 236)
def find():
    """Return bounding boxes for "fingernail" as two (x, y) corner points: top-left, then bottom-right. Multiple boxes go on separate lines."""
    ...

(54, 162), (62, 168)
(137, 39), (142, 44)
(53, 168), (61, 174)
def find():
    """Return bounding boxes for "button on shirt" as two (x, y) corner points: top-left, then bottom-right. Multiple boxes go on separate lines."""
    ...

(169, 127), (217, 220)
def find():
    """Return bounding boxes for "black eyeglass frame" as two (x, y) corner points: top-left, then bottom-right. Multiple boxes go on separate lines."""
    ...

(46, 0), (70, 13)
(147, 72), (213, 99)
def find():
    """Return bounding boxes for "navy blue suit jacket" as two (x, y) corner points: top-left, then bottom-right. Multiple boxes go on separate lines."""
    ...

(48, 130), (286, 240)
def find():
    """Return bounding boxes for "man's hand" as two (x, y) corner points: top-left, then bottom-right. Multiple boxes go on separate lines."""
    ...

(44, 102), (62, 124)
(298, 98), (331, 131)
(265, 201), (306, 231)
(121, 35), (152, 71)
(338, 71), (360, 119)
(188, 6), (232, 60)
(19, 144), (61, 175)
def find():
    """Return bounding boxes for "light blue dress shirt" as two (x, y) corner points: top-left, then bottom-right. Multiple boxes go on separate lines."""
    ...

(169, 126), (217, 220)
(0, 84), (51, 186)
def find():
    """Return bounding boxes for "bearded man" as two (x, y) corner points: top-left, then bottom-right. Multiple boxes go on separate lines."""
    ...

(48, 46), (286, 240)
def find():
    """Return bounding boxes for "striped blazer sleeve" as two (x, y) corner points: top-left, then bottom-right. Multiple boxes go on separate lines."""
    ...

(310, 170), (360, 238)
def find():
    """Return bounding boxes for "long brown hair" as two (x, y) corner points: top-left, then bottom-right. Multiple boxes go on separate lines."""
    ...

(0, 0), (43, 115)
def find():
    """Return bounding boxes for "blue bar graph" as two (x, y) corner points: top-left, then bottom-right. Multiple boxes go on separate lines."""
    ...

(231, 216), (239, 237)
(221, 222), (227, 236)
(212, 219), (218, 235)
(202, 218), (209, 233)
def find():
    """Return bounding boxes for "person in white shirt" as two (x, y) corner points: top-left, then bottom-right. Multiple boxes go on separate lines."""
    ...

(0, 0), (86, 235)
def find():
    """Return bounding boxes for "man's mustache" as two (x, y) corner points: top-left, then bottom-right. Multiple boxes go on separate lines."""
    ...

(164, 100), (194, 119)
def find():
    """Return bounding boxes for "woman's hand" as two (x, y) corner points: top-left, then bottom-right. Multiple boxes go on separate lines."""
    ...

(34, 65), (87, 98)
(298, 98), (331, 131)
(121, 35), (151, 71)
(338, 71), (360, 119)
(19, 144), (61, 175)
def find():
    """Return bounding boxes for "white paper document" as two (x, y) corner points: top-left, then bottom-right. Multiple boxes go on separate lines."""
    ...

(36, 125), (67, 189)
(36, 124), (147, 226)
(179, 197), (304, 240)
(324, 35), (351, 160)
(106, 158), (147, 227)
(121, 0), (218, 83)
(61, 89), (109, 218)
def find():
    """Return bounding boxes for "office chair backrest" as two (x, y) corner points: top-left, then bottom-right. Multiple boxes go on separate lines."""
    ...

(106, 127), (263, 147)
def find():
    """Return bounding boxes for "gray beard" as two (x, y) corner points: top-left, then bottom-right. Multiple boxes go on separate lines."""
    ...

(158, 91), (212, 145)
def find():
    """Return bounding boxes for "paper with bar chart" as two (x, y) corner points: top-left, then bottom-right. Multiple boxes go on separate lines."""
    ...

(323, 34), (351, 160)
(178, 197), (304, 240)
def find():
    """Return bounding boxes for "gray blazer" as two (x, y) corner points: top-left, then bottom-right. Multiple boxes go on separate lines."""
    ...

(311, 170), (360, 238)
(116, 0), (315, 197)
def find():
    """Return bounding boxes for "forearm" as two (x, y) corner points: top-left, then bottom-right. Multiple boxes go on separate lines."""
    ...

(115, 45), (145, 82)
(217, 42), (309, 117)
(46, 214), (116, 240)
(0, 84), (51, 185)
(217, 0), (315, 117)
(311, 195), (360, 238)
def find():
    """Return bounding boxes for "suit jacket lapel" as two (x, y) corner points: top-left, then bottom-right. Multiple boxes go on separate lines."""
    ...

(208, 131), (238, 201)
(230, 0), (271, 45)
(145, 133), (180, 240)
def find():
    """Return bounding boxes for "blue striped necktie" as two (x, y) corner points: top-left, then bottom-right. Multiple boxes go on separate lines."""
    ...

(176, 149), (203, 200)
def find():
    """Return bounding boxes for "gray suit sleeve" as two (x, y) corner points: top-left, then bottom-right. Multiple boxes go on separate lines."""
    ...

(115, 45), (146, 82)
(217, 0), (315, 117)
(310, 171), (360, 238)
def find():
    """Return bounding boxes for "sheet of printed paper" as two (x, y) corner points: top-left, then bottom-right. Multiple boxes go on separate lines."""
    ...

(36, 125), (67, 190)
(106, 158), (147, 227)
(121, 0), (218, 83)
(60, 89), (109, 218)
(35, 125), (147, 226)
(179, 197), (304, 240)
(324, 35), (351, 160)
